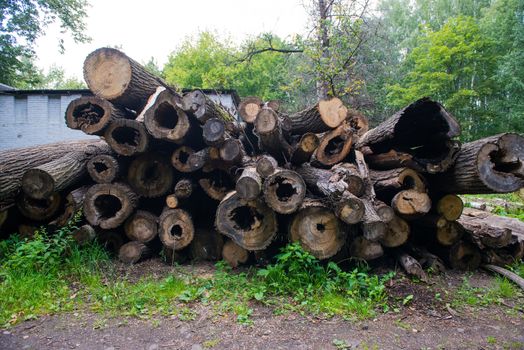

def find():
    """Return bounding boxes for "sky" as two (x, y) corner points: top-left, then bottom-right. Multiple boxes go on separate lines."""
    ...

(34, 0), (309, 80)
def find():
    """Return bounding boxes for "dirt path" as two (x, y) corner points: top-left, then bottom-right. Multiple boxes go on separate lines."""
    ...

(1, 267), (523, 350)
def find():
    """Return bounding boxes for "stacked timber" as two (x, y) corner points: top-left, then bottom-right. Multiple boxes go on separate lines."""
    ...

(0, 47), (522, 276)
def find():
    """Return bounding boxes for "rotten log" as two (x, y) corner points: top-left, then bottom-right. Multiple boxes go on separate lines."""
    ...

(222, 239), (249, 268)
(124, 210), (158, 243)
(460, 208), (524, 239)
(127, 153), (173, 198)
(159, 208), (194, 251)
(254, 107), (293, 161)
(373, 200), (396, 223)
(215, 191), (277, 251)
(430, 133), (524, 194)
(458, 212), (513, 249)
(65, 96), (133, 135)
(17, 192), (61, 221)
(289, 198), (346, 260)
(219, 138), (245, 165)
(408, 244), (446, 273)
(182, 89), (234, 124)
(87, 154), (122, 184)
(369, 167), (426, 197)
(203, 118), (229, 147)
(291, 133), (319, 165)
(104, 118), (149, 156)
(199, 168), (235, 201)
(118, 241), (153, 264)
(84, 183), (138, 229)
(361, 198), (387, 241)
(50, 186), (89, 227)
(263, 169), (306, 214)
(313, 122), (353, 167)
(289, 97), (348, 135)
(447, 240), (482, 270)
(171, 146), (195, 173)
(347, 109), (369, 136)
(395, 251), (428, 281)
(84, 47), (169, 111)
(174, 178), (194, 199)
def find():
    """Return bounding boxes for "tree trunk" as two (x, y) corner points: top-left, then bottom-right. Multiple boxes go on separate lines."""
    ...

(391, 189), (431, 219)
(430, 133), (524, 194)
(190, 228), (224, 261)
(236, 166), (262, 201)
(118, 241), (152, 264)
(174, 178), (194, 199)
(222, 239), (249, 268)
(289, 198), (346, 260)
(84, 183), (138, 229)
(87, 154), (122, 184)
(313, 122), (353, 167)
(124, 210), (158, 243)
(17, 192), (61, 221)
(21, 141), (111, 200)
(256, 155), (278, 178)
(349, 236), (384, 261)
(171, 146), (195, 173)
(50, 186), (89, 227)
(127, 153), (173, 198)
(84, 47), (170, 111)
(215, 191), (277, 251)
(239, 96), (263, 123)
(104, 118), (149, 156)
(289, 97), (347, 135)
(159, 208), (194, 251)
(254, 107), (293, 161)
(380, 215), (410, 248)
(263, 169), (306, 214)
(65, 96), (133, 135)
(291, 133), (319, 165)
(182, 90), (234, 124)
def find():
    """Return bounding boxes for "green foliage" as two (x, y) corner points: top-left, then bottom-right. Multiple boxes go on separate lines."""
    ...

(38, 65), (87, 89)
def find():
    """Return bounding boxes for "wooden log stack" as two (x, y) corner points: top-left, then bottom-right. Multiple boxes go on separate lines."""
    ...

(1, 47), (522, 276)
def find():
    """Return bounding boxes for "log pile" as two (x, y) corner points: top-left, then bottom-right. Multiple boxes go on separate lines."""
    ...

(1, 47), (523, 276)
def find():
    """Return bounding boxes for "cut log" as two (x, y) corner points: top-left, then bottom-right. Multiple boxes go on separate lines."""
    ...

(220, 139), (245, 164)
(159, 208), (194, 251)
(171, 146), (195, 173)
(360, 199), (387, 241)
(127, 153), (173, 198)
(190, 228), (224, 261)
(349, 236), (384, 261)
(289, 97), (348, 135)
(395, 251), (427, 281)
(370, 167), (426, 195)
(436, 194), (463, 221)
(174, 178), (194, 199)
(313, 122), (353, 166)
(333, 191), (365, 224)
(104, 119), (149, 156)
(182, 90), (234, 124)
(50, 186), (89, 227)
(84, 47), (169, 111)
(65, 96), (132, 135)
(222, 239), (249, 268)
(373, 200), (396, 223)
(199, 168), (235, 201)
(124, 210), (158, 243)
(256, 155), (278, 178)
(238, 96), (263, 123)
(291, 133), (319, 165)
(431, 133), (524, 194)
(458, 213), (512, 249)
(289, 199), (346, 260)
(380, 215), (410, 248)
(391, 189), (431, 219)
(215, 191), (277, 251)
(87, 154), (121, 184)
(165, 194), (178, 209)
(21, 141), (111, 200)
(187, 147), (214, 171)
(263, 169), (306, 214)
(436, 221), (463, 246)
(118, 241), (152, 264)
(17, 192), (61, 221)
(296, 163), (364, 198)
(84, 183), (138, 229)
(254, 107), (293, 161)
(236, 166), (262, 201)
(71, 224), (96, 245)
(203, 118), (228, 147)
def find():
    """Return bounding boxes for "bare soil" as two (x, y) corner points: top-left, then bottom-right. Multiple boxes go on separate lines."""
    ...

(1, 260), (523, 350)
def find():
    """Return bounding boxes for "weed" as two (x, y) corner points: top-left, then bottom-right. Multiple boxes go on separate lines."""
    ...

(487, 336), (497, 345)
(332, 338), (350, 349)
(203, 338), (221, 348)
(452, 276), (522, 310)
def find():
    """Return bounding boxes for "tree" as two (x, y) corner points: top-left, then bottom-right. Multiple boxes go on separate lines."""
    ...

(39, 65), (86, 89)
(0, 0), (90, 87)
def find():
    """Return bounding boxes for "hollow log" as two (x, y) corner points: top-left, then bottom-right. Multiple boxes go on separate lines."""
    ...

(124, 210), (158, 243)
(0, 139), (101, 211)
(430, 133), (524, 194)
(171, 146), (195, 173)
(22, 141), (111, 200)
(50, 186), (89, 227)
(291, 133), (319, 165)
(215, 191), (277, 251)
(313, 122), (353, 167)
(159, 208), (194, 251)
(127, 153), (173, 198)
(190, 229), (224, 261)
(84, 183), (138, 229)
(65, 96), (132, 135)
(289, 97), (348, 135)
(84, 47), (169, 111)
(118, 241), (153, 264)
(71, 224), (96, 245)
(263, 169), (306, 214)
(87, 154), (121, 184)
(255, 107), (293, 161)
(238, 96), (263, 123)
(436, 194), (463, 221)
(17, 192), (61, 221)
(380, 215), (410, 248)
(349, 236), (384, 261)
(174, 178), (194, 199)
(222, 239), (249, 268)
(256, 155), (278, 178)
(236, 166), (262, 201)
(391, 189), (431, 219)
(104, 119), (149, 156)
(199, 168), (235, 201)
(289, 199), (346, 260)
(182, 90), (234, 124)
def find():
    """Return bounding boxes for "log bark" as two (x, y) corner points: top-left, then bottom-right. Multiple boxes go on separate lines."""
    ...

(458, 212), (513, 249)
(0, 140), (102, 211)
(84, 47), (169, 111)
(289, 97), (348, 135)
(256, 155), (278, 178)
(291, 133), (319, 165)
(222, 239), (249, 268)
(238, 96), (263, 123)
(460, 208), (524, 238)
(71, 224), (96, 245)
(254, 107), (293, 161)
(84, 183), (138, 229)
(174, 178), (194, 199)
(289, 199), (346, 260)
(182, 90), (234, 124)
(171, 146), (195, 173)
(215, 191), (277, 251)
(87, 154), (122, 184)
(17, 192), (61, 221)
(380, 215), (410, 248)
(370, 167), (426, 195)
(104, 119), (149, 156)
(21, 141), (111, 200)
(391, 189), (431, 219)
(296, 163), (364, 198)
(349, 236), (384, 261)
(361, 199), (387, 241)
(127, 153), (173, 198)
(159, 208), (194, 251)
(263, 169), (306, 214)
(236, 166), (262, 201)
(65, 96), (133, 135)
(50, 186), (89, 227)
(118, 241), (152, 264)
(190, 229), (224, 261)
(313, 122), (353, 167)
(430, 133), (524, 194)
(124, 210), (158, 243)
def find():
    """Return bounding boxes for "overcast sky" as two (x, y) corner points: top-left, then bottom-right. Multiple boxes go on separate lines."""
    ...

(34, 0), (309, 79)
